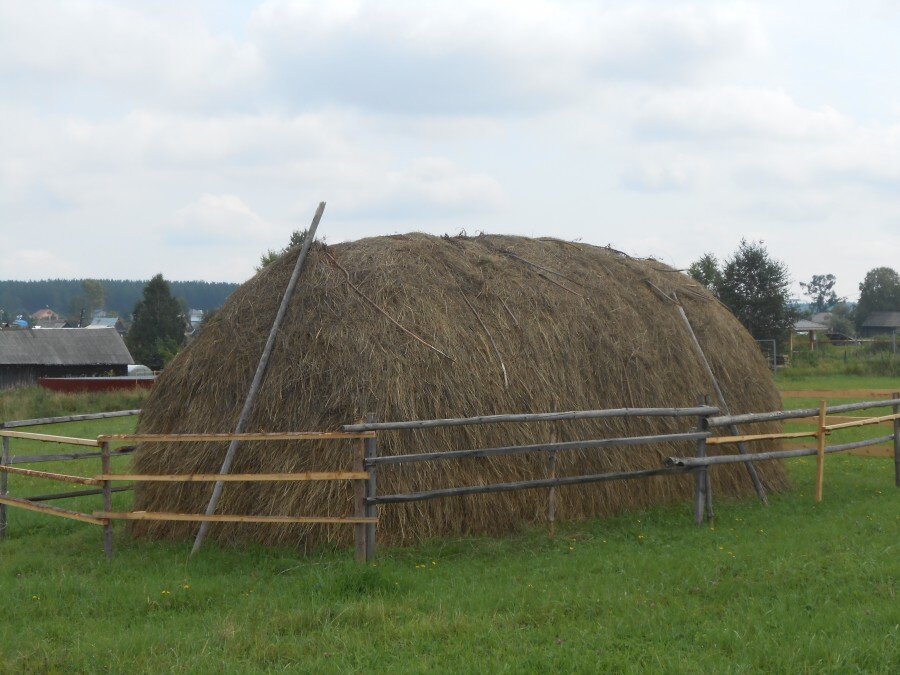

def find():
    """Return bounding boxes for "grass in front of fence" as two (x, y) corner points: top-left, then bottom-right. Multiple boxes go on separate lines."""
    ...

(0, 446), (897, 670)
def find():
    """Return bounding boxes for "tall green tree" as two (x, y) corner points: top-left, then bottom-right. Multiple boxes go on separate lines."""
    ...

(716, 240), (797, 342)
(688, 253), (722, 294)
(855, 266), (900, 328)
(125, 274), (186, 370)
(799, 274), (843, 313)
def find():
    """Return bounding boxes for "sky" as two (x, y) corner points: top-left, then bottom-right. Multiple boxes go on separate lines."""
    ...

(1, 1), (898, 300)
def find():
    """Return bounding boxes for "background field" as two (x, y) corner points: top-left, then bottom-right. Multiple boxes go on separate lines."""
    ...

(0, 377), (897, 672)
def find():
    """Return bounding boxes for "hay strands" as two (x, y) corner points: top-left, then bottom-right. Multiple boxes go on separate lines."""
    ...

(191, 201), (327, 557)
(323, 250), (454, 361)
(461, 294), (508, 389)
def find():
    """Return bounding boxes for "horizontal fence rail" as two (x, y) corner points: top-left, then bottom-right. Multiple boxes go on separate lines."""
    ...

(0, 430), (99, 447)
(99, 431), (375, 443)
(98, 472), (368, 482)
(94, 512), (378, 525)
(0, 410), (140, 429)
(366, 431), (710, 467)
(709, 398), (899, 427)
(667, 434), (894, 468)
(343, 406), (720, 432)
(9, 447), (135, 466)
(369, 466), (690, 505)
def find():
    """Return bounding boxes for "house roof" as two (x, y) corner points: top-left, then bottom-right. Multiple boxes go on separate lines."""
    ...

(861, 311), (900, 329)
(87, 317), (123, 329)
(794, 319), (829, 332)
(0, 328), (134, 366)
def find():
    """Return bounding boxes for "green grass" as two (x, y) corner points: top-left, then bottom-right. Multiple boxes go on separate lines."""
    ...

(1, 418), (898, 672)
(775, 374), (899, 391)
(0, 387), (148, 423)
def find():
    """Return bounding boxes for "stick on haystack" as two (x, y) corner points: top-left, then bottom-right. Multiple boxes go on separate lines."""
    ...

(189, 202), (326, 556)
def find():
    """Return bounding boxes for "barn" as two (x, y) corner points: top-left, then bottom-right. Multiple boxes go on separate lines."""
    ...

(0, 328), (134, 389)
(131, 234), (788, 549)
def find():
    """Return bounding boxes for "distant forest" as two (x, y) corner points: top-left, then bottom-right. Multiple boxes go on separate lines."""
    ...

(0, 279), (239, 319)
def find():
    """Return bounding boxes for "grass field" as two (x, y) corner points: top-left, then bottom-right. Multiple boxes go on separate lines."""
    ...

(0, 377), (897, 672)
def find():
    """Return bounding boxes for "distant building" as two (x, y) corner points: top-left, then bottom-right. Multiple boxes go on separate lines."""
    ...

(30, 308), (60, 323)
(87, 316), (128, 336)
(0, 328), (133, 389)
(860, 311), (900, 338)
(34, 319), (78, 329)
(188, 309), (204, 330)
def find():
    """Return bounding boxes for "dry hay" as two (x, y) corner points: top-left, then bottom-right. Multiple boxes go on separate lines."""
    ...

(131, 233), (788, 549)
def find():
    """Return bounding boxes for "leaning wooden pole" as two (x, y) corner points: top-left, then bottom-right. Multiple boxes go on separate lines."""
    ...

(673, 303), (768, 505)
(190, 202), (326, 556)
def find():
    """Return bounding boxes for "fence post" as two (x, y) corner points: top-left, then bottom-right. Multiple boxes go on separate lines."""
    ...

(693, 400), (710, 525)
(363, 413), (378, 561)
(353, 431), (367, 563)
(893, 393), (899, 488)
(815, 400), (826, 503)
(101, 440), (113, 559)
(1, 436), (9, 541)
(547, 431), (557, 539)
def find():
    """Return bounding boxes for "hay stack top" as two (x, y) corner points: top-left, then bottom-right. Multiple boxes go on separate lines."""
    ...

(133, 233), (786, 547)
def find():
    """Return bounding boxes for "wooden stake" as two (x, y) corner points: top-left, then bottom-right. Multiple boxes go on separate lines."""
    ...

(672, 303), (768, 504)
(693, 401), (709, 525)
(101, 441), (113, 559)
(0, 436), (8, 541)
(815, 400), (826, 503)
(353, 435), (367, 563)
(363, 414), (378, 561)
(191, 202), (326, 557)
(893, 393), (899, 488)
(547, 432), (557, 539)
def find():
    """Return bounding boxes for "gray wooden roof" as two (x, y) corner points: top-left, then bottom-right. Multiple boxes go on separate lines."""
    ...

(0, 328), (134, 366)
(861, 311), (900, 328)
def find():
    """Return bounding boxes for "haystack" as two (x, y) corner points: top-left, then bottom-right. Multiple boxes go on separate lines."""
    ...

(132, 234), (787, 549)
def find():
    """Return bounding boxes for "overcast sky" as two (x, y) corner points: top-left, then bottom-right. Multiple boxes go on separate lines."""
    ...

(1, 1), (898, 299)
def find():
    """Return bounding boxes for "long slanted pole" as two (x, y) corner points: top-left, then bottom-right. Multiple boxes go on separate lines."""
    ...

(190, 202), (326, 556)
(673, 304), (768, 505)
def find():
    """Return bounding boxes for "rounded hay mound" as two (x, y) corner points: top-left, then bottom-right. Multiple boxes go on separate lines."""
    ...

(131, 233), (788, 549)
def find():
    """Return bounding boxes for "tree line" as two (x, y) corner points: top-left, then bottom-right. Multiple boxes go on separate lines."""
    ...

(689, 242), (899, 341)
(0, 279), (238, 321)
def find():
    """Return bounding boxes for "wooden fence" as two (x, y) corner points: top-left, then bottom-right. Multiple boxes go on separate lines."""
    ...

(0, 416), (376, 560)
(0, 395), (897, 562)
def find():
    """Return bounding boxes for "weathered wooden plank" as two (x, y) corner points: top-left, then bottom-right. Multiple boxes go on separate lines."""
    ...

(706, 430), (817, 445)
(666, 434), (895, 467)
(97, 511), (378, 524)
(1, 410), (140, 429)
(366, 431), (710, 467)
(823, 412), (900, 431)
(0, 495), (106, 525)
(0, 431), (99, 447)
(368, 466), (689, 505)
(99, 431), (373, 443)
(25, 486), (132, 502)
(10, 448), (134, 465)
(342, 406), (720, 432)
(710, 398), (900, 427)
(96, 472), (368, 482)
(0, 465), (102, 486)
